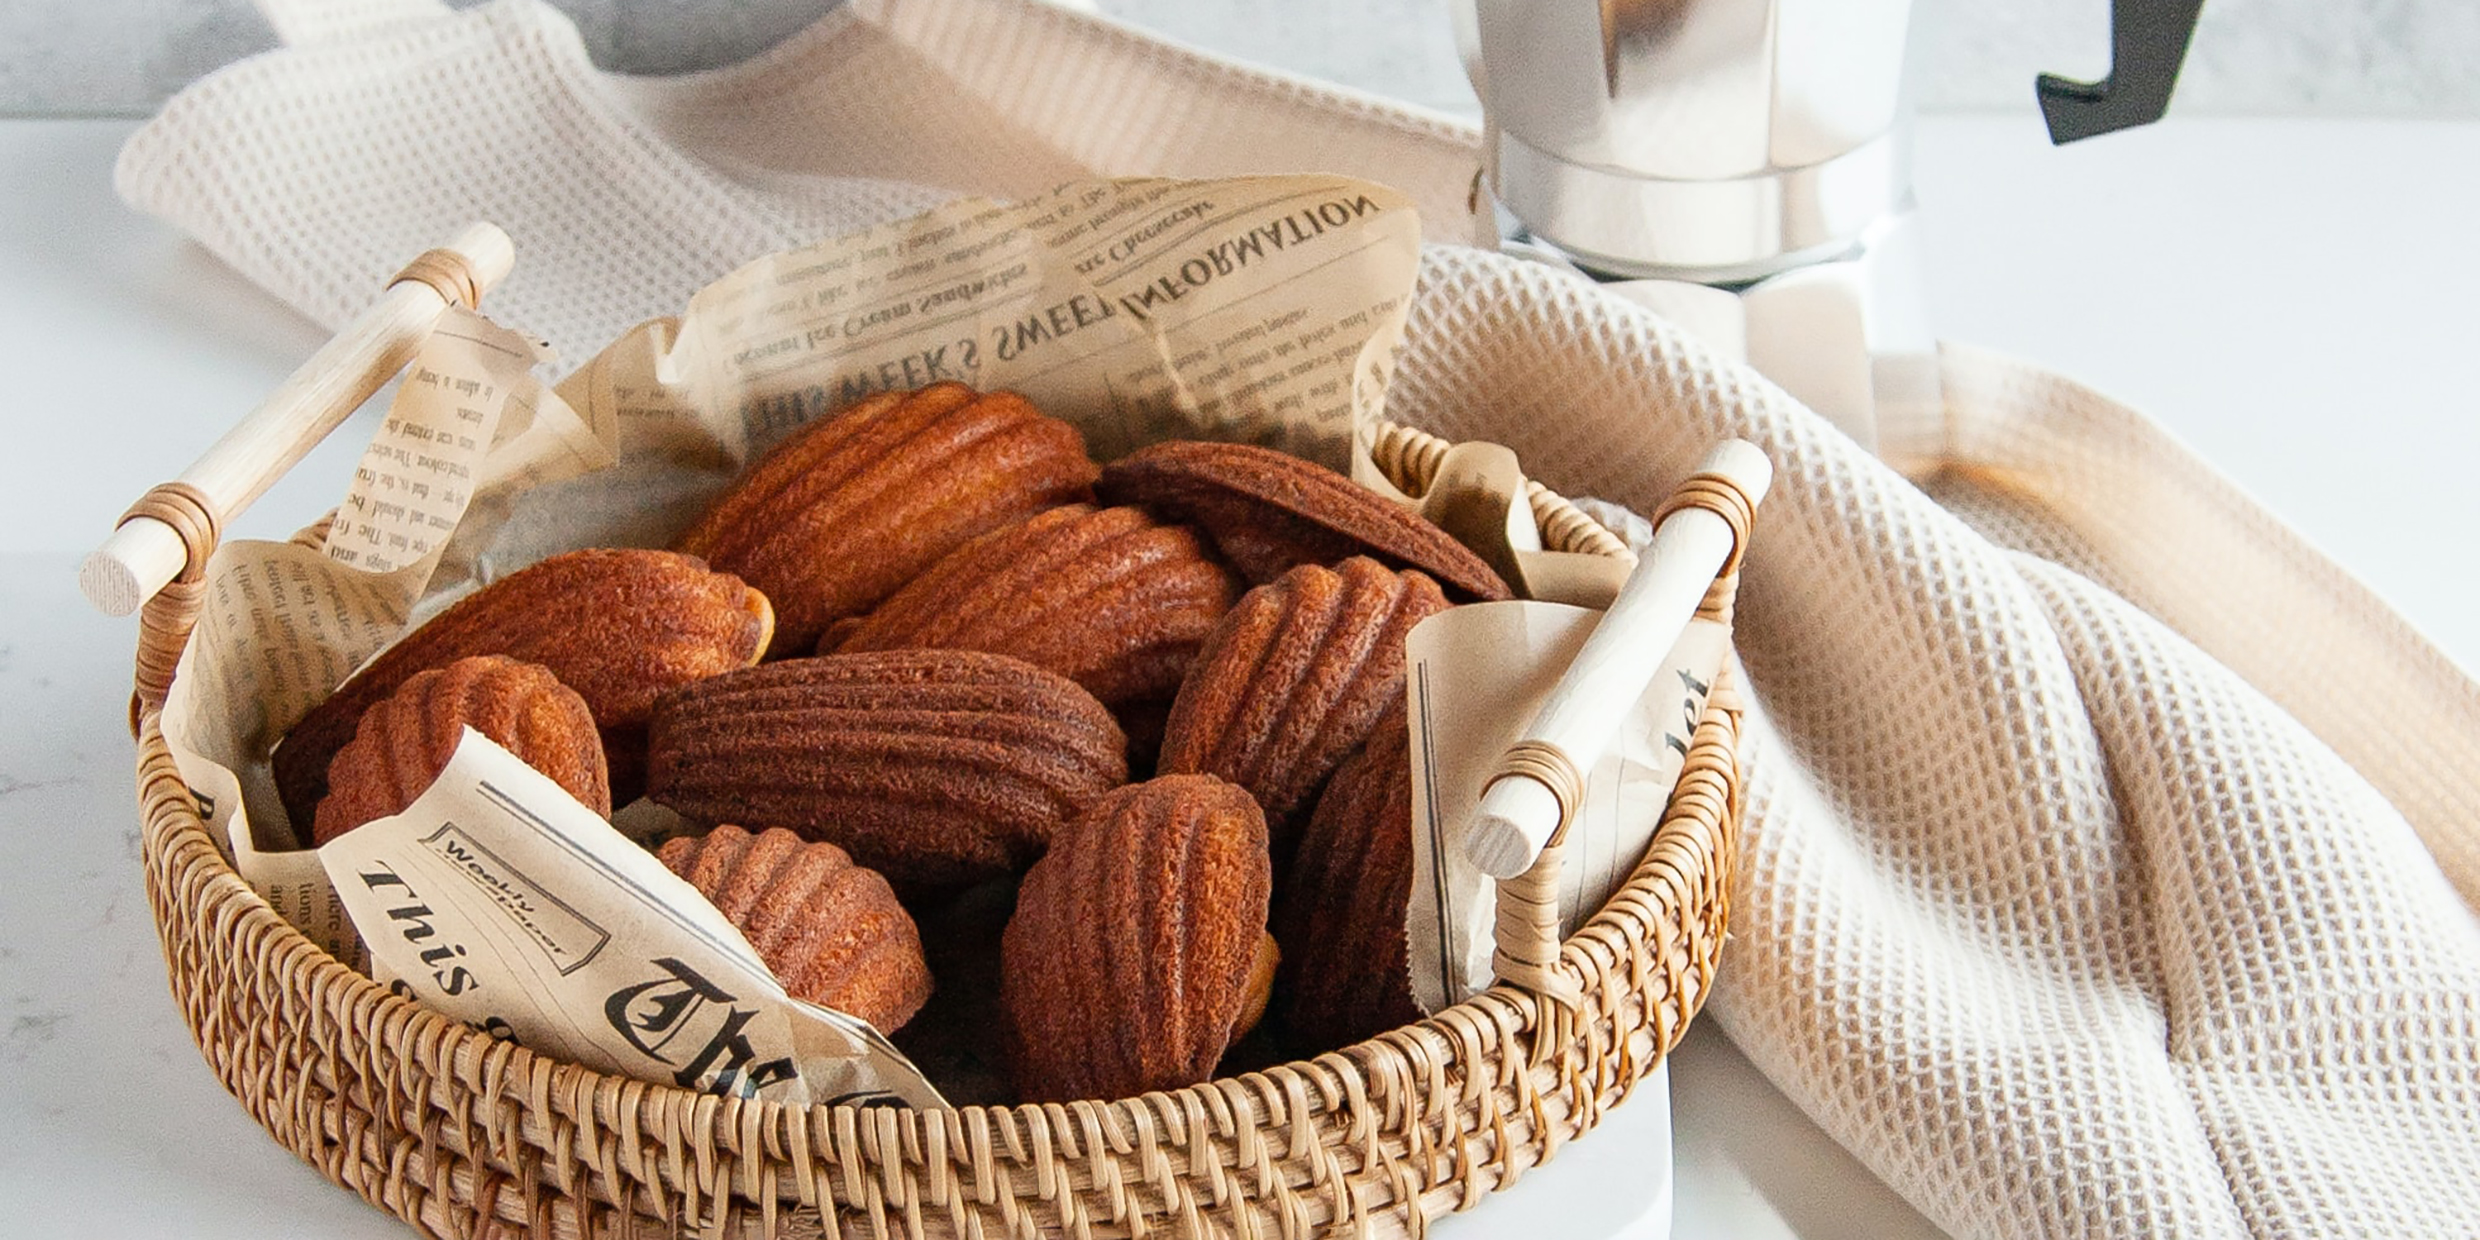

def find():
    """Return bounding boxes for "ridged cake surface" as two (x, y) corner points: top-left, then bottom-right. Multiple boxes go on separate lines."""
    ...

(1099, 439), (1508, 601)
(1274, 701), (1423, 1051)
(312, 656), (611, 845)
(675, 383), (1099, 652)
(1158, 557), (1447, 854)
(275, 548), (771, 827)
(645, 651), (1128, 884)
(657, 825), (932, 1033)
(1000, 774), (1271, 1102)
(826, 504), (1239, 708)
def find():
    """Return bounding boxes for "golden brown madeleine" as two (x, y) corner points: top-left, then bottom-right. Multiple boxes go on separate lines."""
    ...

(311, 656), (611, 845)
(657, 825), (933, 1033)
(1158, 557), (1447, 856)
(675, 383), (1100, 651)
(645, 651), (1128, 885)
(826, 504), (1241, 708)
(1000, 775), (1272, 1102)
(274, 549), (771, 827)
(1098, 439), (1510, 602)
(1275, 701), (1423, 1052)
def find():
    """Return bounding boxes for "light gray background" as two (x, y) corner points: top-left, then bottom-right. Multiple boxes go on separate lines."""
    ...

(3, 0), (2476, 119)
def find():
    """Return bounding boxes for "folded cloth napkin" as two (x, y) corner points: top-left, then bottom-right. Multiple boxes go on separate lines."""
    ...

(116, 0), (2480, 1235)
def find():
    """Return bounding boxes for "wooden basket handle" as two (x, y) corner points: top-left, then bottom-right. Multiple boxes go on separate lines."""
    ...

(1475, 445), (1765, 1007)
(1465, 443), (1766, 881)
(90, 224), (514, 732)
(80, 223), (514, 620)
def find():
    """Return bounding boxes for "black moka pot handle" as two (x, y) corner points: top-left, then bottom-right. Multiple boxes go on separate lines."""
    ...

(2036, 0), (2206, 144)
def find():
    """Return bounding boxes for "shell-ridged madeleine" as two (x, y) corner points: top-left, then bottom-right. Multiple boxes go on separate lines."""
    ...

(1159, 557), (1447, 855)
(274, 549), (772, 827)
(1001, 775), (1271, 1102)
(1098, 439), (1509, 602)
(825, 504), (1241, 708)
(676, 383), (1100, 652)
(646, 651), (1128, 885)
(1275, 701), (1423, 1051)
(657, 826), (933, 1033)
(311, 656), (610, 845)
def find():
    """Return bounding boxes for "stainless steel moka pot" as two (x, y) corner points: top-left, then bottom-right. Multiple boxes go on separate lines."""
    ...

(1456, 0), (2205, 449)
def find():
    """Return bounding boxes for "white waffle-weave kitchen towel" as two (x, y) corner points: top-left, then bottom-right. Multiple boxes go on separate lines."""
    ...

(115, 1), (2480, 1236)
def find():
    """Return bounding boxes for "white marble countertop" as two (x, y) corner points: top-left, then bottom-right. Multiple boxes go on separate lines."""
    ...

(3, 110), (2475, 1239)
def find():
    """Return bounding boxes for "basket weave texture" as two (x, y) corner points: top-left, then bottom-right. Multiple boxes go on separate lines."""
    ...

(125, 422), (1744, 1240)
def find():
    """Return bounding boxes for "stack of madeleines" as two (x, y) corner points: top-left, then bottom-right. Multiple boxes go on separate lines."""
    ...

(278, 381), (1515, 1103)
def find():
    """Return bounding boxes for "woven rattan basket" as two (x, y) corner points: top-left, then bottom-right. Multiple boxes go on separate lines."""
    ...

(109, 233), (1748, 1239)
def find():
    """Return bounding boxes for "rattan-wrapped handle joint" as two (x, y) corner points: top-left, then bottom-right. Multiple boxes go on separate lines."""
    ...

(1491, 836), (1585, 1009)
(118, 481), (224, 735)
